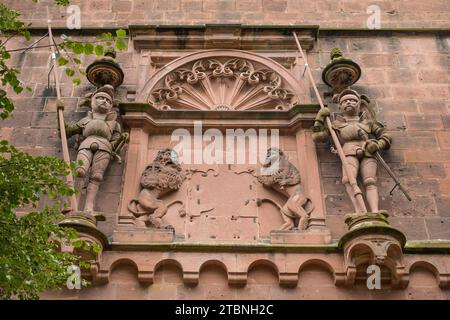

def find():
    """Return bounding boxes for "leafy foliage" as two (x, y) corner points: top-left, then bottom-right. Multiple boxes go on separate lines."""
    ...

(0, 4), (29, 119)
(0, 141), (84, 300)
(57, 28), (128, 83)
(0, 0), (124, 299)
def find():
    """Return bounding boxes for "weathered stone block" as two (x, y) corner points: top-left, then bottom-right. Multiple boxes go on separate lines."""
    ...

(415, 163), (446, 179)
(406, 115), (443, 131)
(389, 217), (428, 240)
(435, 197), (450, 217)
(425, 217), (450, 239)
(112, 228), (175, 243)
(262, 0), (287, 12)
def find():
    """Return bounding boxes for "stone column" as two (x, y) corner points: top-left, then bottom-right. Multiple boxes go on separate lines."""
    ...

(117, 127), (149, 226)
(295, 129), (327, 229)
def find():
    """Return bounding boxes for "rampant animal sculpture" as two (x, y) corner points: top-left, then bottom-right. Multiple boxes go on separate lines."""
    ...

(128, 149), (186, 228)
(257, 148), (314, 230)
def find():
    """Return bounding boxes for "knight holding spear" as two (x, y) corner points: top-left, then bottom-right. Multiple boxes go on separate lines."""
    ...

(291, 35), (410, 217)
(311, 89), (391, 214)
(65, 84), (128, 218)
(46, 7), (127, 219)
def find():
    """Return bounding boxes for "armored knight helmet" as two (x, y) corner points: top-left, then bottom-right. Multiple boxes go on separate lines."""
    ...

(92, 84), (115, 100)
(333, 89), (376, 120)
(337, 88), (360, 103)
(90, 84), (115, 114)
(334, 88), (362, 116)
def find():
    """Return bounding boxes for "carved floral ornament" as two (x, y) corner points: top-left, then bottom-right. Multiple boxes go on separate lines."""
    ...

(149, 57), (299, 111)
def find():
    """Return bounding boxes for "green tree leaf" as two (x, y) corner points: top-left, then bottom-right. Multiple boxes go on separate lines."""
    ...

(73, 43), (84, 54)
(94, 44), (104, 56)
(57, 56), (69, 66)
(65, 68), (75, 77)
(84, 43), (93, 55)
(115, 29), (126, 38)
(115, 38), (127, 51)
(23, 30), (31, 41)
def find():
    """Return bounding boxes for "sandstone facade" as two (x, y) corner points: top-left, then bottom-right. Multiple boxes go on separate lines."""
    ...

(1, 0), (450, 300)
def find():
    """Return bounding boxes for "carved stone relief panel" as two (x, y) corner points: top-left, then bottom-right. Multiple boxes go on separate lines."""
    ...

(115, 132), (328, 244)
(115, 49), (327, 244)
(151, 57), (296, 111)
(137, 50), (312, 110)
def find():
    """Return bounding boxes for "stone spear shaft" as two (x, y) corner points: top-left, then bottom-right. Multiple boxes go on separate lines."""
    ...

(293, 32), (367, 214)
(47, 18), (78, 212)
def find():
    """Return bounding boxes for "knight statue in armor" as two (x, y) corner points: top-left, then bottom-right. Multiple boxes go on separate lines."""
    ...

(65, 84), (129, 218)
(311, 88), (392, 214)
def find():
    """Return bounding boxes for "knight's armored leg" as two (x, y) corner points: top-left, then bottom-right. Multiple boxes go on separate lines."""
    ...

(75, 149), (93, 178)
(84, 150), (111, 213)
(342, 156), (366, 213)
(84, 181), (100, 213)
(361, 157), (379, 212)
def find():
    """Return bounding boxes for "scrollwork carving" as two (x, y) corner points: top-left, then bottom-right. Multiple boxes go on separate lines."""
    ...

(150, 57), (296, 110)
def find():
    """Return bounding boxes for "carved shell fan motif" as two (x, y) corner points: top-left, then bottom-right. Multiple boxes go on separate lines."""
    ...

(150, 58), (299, 111)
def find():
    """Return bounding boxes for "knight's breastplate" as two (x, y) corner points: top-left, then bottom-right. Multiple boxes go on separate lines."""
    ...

(337, 122), (368, 156)
(338, 122), (363, 142)
(83, 119), (113, 140)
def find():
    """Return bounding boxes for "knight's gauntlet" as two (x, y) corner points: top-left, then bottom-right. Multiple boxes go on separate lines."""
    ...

(376, 136), (391, 151)
(372, 121), (392, 151)
(314, 107), (331, 123)
(65, 123), (82, 138)
(365, 139), (380, 154)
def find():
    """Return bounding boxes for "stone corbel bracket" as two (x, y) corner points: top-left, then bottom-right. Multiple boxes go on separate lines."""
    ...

(338, 234), (408, 288)
(337, 212), (408, 289)
(58, 213), (109, 281)
(129, 24), (318, 52)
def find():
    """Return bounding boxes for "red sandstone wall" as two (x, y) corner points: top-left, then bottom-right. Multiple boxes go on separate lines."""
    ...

(2, 0), (450, 29)
(1, 0), (450, 300)
(312, 33), (450, 241)
(3, 31), (449, 241)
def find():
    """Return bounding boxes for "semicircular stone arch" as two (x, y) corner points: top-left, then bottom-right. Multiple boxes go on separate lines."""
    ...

(137, 49), (309, 111)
